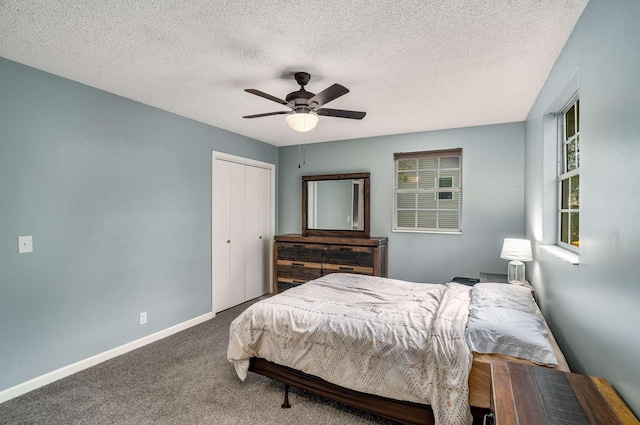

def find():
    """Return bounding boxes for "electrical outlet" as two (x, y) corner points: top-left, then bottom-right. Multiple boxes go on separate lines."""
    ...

(140, 312), (147, 325)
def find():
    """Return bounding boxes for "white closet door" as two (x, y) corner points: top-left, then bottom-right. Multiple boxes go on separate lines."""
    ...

(244, 165), (270, 300)
(228, 161), (247, 308)
(213, 153), (273, 313)
(212, 159), (232, 313)
(257, 167), (271, 295)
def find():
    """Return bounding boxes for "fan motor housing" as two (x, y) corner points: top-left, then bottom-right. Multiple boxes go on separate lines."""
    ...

(285, 90), (314, 105)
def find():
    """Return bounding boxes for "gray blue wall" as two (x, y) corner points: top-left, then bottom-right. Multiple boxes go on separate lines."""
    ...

(0, 58), (278, 392)
(524, 0), (640, 414)
(279, 122), (526, 284)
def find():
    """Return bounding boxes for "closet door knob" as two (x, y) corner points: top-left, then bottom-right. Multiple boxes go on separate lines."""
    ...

(259, 236), (262, 239)
(227, 240), (230, 243)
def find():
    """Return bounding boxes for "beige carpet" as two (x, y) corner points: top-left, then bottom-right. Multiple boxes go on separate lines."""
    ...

(0, 297), (397, 425)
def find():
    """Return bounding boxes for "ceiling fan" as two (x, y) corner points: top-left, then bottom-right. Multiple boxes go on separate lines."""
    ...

(243, 72), (366, 132)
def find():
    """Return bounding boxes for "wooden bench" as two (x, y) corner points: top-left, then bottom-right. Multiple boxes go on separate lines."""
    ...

(490, 359), (639, 425)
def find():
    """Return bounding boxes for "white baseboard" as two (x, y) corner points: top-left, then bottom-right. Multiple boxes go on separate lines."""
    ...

(0, 312), (214, 404)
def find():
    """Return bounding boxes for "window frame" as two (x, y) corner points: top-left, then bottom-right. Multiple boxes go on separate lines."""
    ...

(393, 148), (462, 234)
(557, 95), (580, 252)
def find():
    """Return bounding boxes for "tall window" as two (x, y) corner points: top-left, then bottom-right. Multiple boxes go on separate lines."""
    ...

(394, 148), (462, 233)
(558, 97), (580, 250)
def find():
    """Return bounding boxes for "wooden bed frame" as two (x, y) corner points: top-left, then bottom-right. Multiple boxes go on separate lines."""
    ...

(248, 326), (569, 425)
(242, 280), (569, 424)
(249, 357), (489, 425)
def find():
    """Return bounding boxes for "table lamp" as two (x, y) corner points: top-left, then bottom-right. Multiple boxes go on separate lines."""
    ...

(500, 238), (532, 285)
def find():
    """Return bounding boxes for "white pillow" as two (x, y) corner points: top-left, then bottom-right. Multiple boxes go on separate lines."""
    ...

(465, 282), (558, 366)
(470, 282), (537, 314)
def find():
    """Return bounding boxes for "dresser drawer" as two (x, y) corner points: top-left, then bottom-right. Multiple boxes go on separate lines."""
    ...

(322, 263), (374, 275)
(322, 245), (374, 267)
(277, 260), (322, 283)
(276, 243), (323, 262)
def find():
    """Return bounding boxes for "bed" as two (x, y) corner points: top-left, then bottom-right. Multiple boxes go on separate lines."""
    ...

(228, 273), (568, 425)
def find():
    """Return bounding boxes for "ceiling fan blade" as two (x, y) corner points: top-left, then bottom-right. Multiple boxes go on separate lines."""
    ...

(316, 108), (366, 120)
(245, 89), (292, 107)
(243, 111), (290, 119)
(307, 84), (349, 108)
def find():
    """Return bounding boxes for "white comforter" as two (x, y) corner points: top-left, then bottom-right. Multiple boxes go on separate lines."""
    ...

(228, 273), (473, 425)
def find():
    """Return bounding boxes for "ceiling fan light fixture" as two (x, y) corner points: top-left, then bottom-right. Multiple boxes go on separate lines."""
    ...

(286, 111), (319, 132)
(244, 73), (365, 130)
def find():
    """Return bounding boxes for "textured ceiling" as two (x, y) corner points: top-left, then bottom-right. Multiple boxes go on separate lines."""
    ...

(0, 1), (588, 147)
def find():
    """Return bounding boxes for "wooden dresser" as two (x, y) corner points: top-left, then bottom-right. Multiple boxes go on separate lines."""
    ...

(273, 234), (388, 293)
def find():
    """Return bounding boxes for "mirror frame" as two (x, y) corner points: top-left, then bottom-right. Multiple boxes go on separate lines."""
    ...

(302, 172), (370, 237)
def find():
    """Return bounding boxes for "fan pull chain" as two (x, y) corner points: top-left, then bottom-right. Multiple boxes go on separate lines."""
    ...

(298, 132), (307, 168)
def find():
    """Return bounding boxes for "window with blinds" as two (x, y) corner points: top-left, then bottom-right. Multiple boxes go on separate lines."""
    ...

(393, 148), (462, 233)
(558, 96), (580, 251)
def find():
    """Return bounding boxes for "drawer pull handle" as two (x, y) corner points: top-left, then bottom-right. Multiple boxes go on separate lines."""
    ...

(292, 244), (305, 248)
(339, 247), (353, 251)
(339, 266), (354, 271)
(292, 280), (305, 283)
(292, 262), (304, 267)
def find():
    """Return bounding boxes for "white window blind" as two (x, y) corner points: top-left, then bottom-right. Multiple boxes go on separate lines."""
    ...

(393, 148), (462, 233)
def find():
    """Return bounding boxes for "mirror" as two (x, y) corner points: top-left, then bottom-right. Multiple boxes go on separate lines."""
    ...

(307, 179), (365, 231)
(302, 173), (370, 237)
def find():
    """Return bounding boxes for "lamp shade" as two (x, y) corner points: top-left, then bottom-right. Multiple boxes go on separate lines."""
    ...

(286, 112), (319, 132)
(500, 238), (532, 262)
